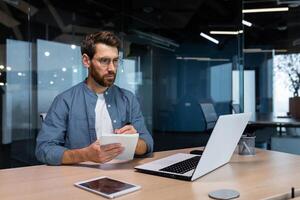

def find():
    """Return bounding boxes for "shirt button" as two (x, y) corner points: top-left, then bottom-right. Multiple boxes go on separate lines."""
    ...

(107, 104), (111, 108)
(113, 120), (117, 123)
(105, 92), (108, 95)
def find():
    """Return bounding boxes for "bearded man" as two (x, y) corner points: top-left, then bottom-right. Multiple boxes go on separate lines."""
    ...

(36, 31), (153, 165)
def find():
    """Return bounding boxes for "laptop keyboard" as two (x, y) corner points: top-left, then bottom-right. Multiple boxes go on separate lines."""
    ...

(159, 156), (201, 174)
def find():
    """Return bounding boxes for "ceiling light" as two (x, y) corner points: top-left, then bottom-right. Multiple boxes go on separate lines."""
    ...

(44, 51), (50, 57)
(70, 44), (76, 49)
(17, 72), (22, 76)
(200, 33), (219, 44)
(6, 66), (12, 71)
(0, 65), (4, 70)
(242, 20), (252, 27)
(62, 67), (67, 72)
(0, 82), (4, 86)
(210, 31), (240, 35)
(243, 7), (289, 13)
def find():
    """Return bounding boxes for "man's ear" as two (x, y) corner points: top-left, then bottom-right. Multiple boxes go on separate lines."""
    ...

(82, 54), (90, 68)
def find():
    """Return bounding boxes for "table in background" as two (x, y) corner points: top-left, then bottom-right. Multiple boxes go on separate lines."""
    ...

(248, 112), (300, 135)
(1, 148), (300, 200)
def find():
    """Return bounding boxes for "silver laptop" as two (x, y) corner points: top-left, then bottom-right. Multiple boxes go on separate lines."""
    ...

(135, 113), (251, 181)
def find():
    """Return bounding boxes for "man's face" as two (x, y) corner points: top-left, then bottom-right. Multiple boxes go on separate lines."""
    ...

(88, 43), (119, 87)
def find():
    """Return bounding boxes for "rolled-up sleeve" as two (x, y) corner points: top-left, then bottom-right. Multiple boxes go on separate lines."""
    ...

(35, 96), (69, 165)
(130, 95), (154, 156)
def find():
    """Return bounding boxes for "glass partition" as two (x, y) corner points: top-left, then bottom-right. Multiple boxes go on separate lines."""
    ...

(37, 39), (85, 120)
(242, 0), (300, 153)
(243, 0), (300, 114)
(0, 0), (244, 167)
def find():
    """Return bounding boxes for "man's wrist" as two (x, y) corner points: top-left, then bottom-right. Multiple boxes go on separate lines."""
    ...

(62, 147), (89, 164)
(135, 138), (147, 155)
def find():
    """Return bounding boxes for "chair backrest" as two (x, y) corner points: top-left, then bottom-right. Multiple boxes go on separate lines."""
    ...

(40, 112), (47, 122)
(232, 103), (241, 114)
(199, 103), (218, 130)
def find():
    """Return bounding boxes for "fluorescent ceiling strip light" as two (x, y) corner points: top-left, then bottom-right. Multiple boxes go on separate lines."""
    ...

(243, 7), (289, 13)
(242, 20), (252, 27)
(200, 32), (219, 44)
(210, 31), (240, 35)
(176, 56), (230, 62)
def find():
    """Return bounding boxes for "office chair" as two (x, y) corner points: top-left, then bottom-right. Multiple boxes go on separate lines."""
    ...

(192, 103), (218, 156)
(40, 112), (47, 122)
(199, 103), (218, 131)
(231, 103), (241, 114)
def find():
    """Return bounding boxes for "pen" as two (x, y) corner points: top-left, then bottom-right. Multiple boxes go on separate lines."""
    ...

(242, 141), (252, 154)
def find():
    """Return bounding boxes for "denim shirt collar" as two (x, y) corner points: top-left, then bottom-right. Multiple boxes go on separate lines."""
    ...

(81, 79), (114, 98)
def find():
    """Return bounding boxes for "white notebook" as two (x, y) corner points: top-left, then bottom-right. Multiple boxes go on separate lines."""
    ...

(99, 134), (139, 160)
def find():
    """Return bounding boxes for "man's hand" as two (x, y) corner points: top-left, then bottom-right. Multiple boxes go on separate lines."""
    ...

(114, 125), (137, 134)
(62, 140), (124, 164)
(114, 125), (147, 155)
(84, 140), (124, 163)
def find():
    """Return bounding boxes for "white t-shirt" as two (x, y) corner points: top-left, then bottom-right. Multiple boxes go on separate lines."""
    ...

(95, 93), (114, 138)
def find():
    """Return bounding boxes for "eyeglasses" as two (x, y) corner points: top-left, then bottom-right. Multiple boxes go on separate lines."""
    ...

(95, 57), (119, 67)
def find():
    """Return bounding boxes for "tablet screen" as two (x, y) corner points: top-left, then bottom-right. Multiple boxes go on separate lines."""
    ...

(79, 177), (136, 195)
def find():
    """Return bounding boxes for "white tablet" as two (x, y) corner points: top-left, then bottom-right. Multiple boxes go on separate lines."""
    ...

(74, 176), (141, 199)
(99, 134), (139, 160)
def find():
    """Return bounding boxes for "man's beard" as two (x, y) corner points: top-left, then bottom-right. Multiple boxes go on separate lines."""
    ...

(90, 67), (116, 87)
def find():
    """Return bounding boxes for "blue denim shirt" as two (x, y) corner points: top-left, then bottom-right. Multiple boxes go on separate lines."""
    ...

(35, 81), (154, 165)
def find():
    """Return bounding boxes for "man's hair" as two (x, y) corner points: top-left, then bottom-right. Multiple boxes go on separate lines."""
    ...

(81, 31), (120, 58)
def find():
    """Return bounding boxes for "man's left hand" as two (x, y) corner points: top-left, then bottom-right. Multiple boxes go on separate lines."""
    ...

(114, 125), (137, 134)
(115, 125), (147, 155)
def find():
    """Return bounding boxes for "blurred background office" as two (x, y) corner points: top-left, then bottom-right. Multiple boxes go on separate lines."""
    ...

(0, 0), (300, 169)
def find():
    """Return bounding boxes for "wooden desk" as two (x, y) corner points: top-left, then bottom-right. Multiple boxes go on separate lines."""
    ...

(1, 148), (300, 200)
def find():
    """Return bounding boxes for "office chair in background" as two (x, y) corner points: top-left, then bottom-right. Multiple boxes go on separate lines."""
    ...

(231, 103), (241, 114)
(199, 103), (218, 132)
(190, 102), (218, 156)
(39, 113), (47, 122)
